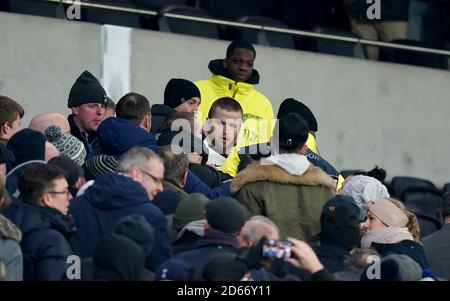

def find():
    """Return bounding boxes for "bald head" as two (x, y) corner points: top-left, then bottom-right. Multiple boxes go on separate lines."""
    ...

(28, 113), (70, 134)
(237, 216), (280, 248)
(45, 141), (60, 162)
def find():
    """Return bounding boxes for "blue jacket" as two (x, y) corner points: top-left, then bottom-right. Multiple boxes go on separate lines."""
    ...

(4, 202), (76, 281)
(96, 117), (231, 198)
(69, 172), (172, 271)
(372, 240), (430, 269)
(97, 117), (159, 156)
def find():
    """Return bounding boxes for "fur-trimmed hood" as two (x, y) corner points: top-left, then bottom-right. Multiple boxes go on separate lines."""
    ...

(231, 161), (336, 193)
(0, 214), (22, 242)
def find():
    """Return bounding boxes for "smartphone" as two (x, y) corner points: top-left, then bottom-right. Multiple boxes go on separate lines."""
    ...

(262, 239), (292, 259)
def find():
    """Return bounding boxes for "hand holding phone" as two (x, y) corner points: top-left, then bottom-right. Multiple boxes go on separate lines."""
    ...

(262, 239), (293, 259)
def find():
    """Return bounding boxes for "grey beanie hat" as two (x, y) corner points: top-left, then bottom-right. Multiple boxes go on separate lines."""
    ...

(341, 175), (390, 214)
(44, 125), (87, 166)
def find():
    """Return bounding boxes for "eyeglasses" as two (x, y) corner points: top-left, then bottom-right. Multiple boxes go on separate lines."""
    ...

(46, 190), (72, 196)
(139, 168), (163, 185)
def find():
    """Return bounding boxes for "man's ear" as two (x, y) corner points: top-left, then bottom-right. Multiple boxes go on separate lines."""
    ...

(222, 59), (228, 70)
(204, 219), (212, 233)
(298, 144), (308, 155)
(71, 107), (79, 115)
(41, 193), (51, 208)
(129, 168), (141, 182)
(0, 122), (8, 136)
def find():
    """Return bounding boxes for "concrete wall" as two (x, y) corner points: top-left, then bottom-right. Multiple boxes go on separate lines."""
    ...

(0, 12), (101, 122)
(1, 12), (450, 186)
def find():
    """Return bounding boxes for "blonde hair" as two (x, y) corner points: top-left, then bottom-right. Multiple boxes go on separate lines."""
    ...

(387, 198), (421, 241)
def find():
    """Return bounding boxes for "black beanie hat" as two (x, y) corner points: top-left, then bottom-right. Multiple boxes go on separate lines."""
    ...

(164, 78), (201, 109)
(277, 98), (318, 132)
(114, 215), (155, 257)
(202, 253), (247, 281)
(205, 197), (246, 233)
(7, 129), (46, 166)
(277, 113), (309, 150)
(68, 70), (108, 108)
(93, 233), (145, 281)
(320, 196), (361, 251)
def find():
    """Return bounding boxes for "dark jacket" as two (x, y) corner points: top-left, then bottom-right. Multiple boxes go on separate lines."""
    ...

(69, 172), (172, 271)
(312, 242), (349, 273)
(0, 214), (23, 281)
(175, 230), (239, 280)
(305, 150), (340, 182)
(150, 104), (176, 135)
(4, 202), (76, 281)
(152, 190), (181, 215)
(95, 117), (231, 199)
(372, 240), (430, 269)
(172, 230), (202, 255)
(68, 114), (101, 157)
(422, 224), (450, 280)
(189, 163), (224, 187)
(97, 117), (159, 156)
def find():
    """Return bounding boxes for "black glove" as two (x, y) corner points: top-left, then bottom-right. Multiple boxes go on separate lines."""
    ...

(236, 236), (267, 270)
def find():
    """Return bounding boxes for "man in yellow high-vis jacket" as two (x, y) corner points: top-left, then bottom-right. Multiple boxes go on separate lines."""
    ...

(195, 40), (274, 149)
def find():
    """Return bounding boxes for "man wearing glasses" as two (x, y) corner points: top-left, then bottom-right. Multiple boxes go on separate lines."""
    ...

(69, 147), (171, 272)
(4, 164), (76, 281)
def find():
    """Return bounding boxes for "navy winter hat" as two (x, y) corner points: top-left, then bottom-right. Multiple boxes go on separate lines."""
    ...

(320, 196), (362, 250)
(155, 258), (193, 281)
(68, 70), (108, 108)
(277, 98), (318, 132)
(164, 78), (201, 109)
(7, 129), (46, 166)
(205, 197), (246, 233)
(47, 155), (84, 187)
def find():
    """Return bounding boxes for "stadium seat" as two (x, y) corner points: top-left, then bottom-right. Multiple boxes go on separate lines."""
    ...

(158, 5), (219, 39)
(300, 28), (367, 58)
(379, 39), (449, 70)
(401, 187), (444, 238)
(84, 0), (142, 28)
(443, 183), (450, 194)
(5, 0), (65, 18)
(134, 0), (188, 10)
(390, 176), (437, 198)
(231, 16), (295, 49)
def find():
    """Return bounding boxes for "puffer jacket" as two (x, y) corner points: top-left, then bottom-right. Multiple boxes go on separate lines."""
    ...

(69, 172), (172, 271)
(4, 202), (76, 281)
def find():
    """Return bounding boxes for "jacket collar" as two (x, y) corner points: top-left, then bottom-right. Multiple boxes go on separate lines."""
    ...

(231, 160), (336, 193)
(195, 230), (239, 249)
(208, 59), (260, 85)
